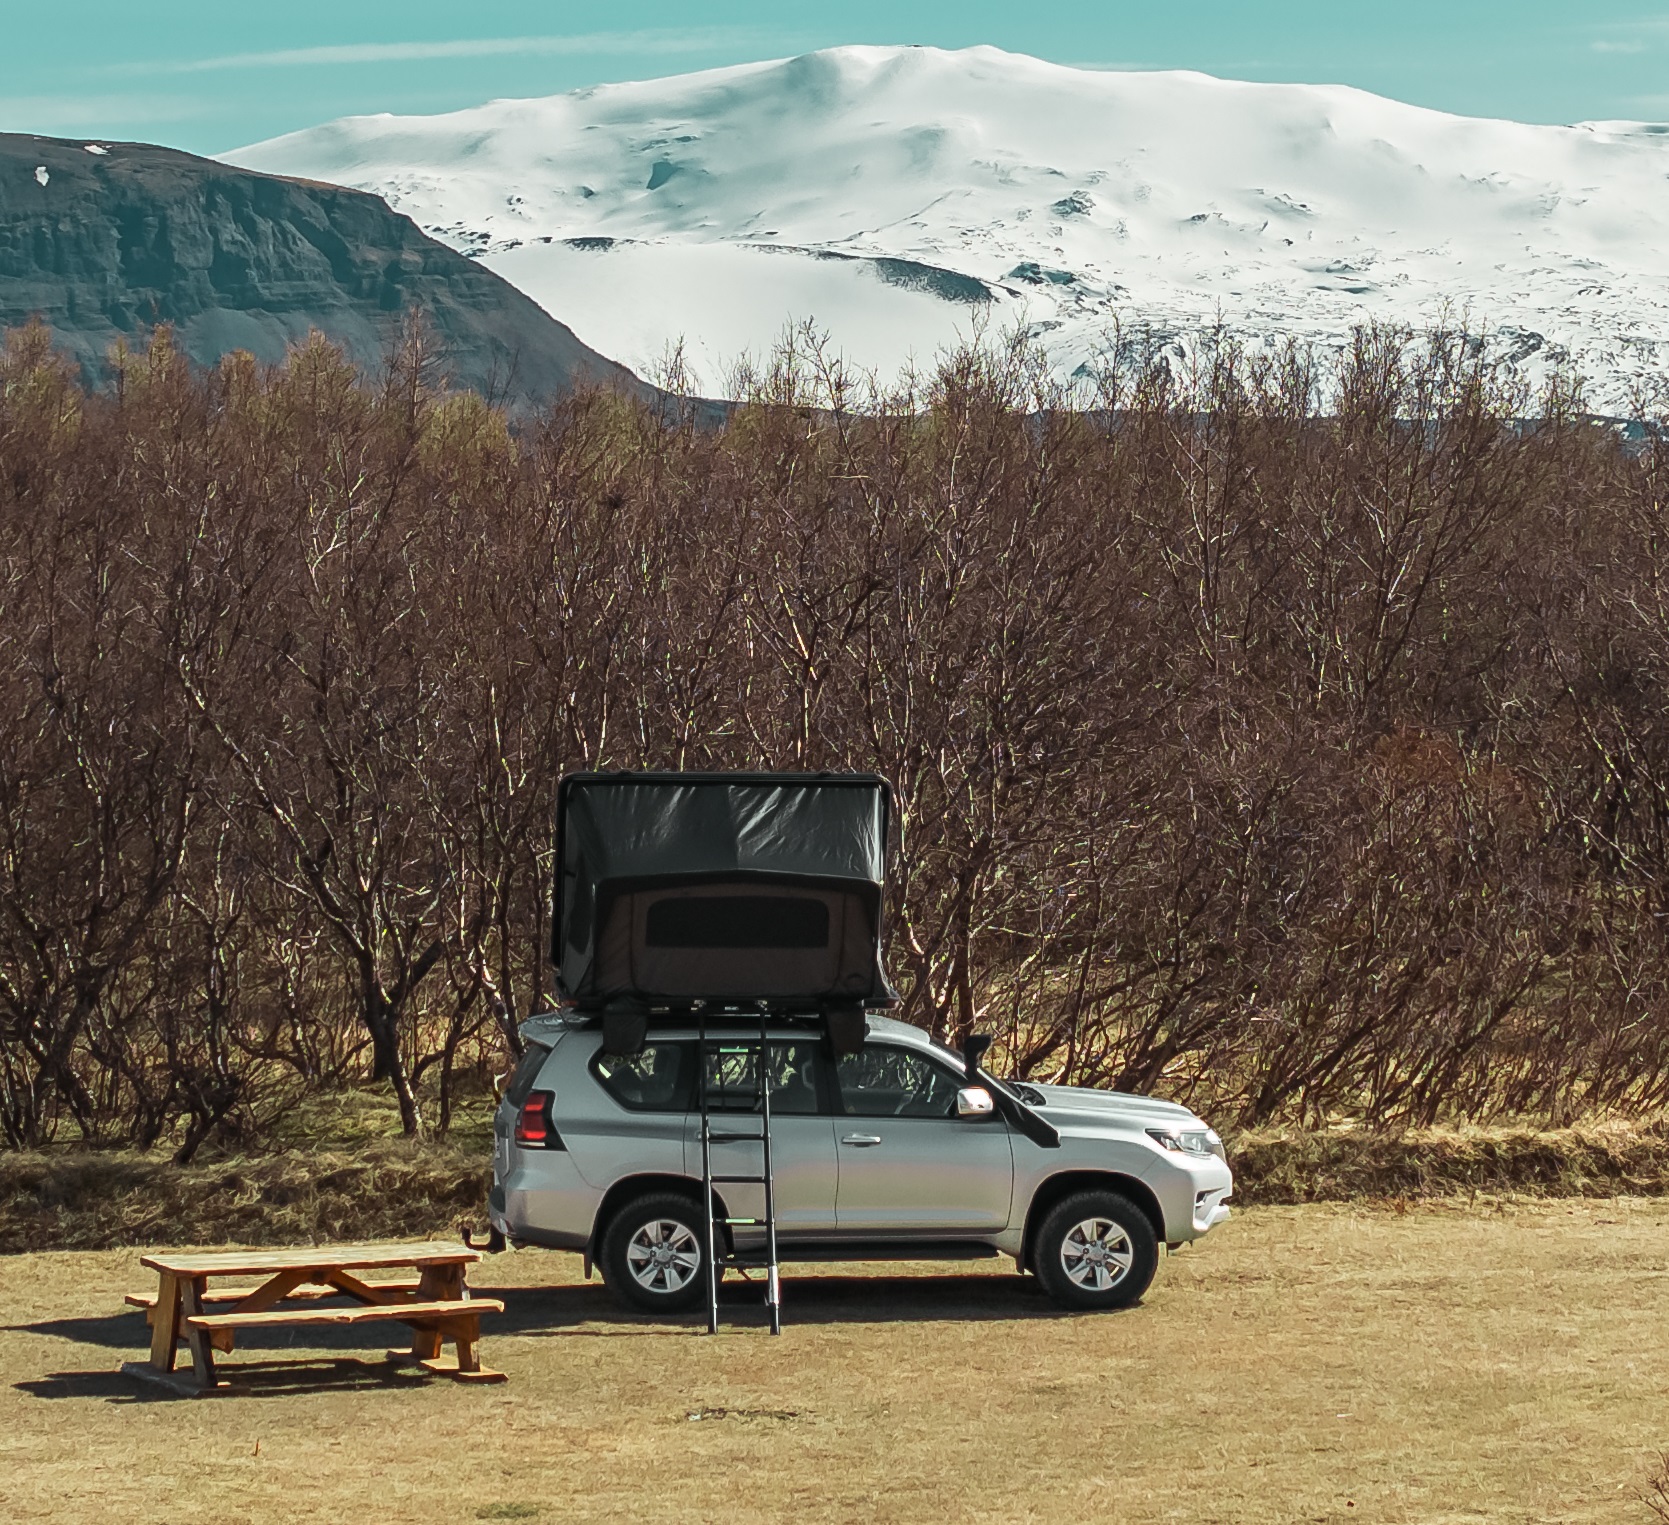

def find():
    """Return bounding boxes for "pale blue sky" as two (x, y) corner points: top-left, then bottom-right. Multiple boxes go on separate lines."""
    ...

(5, 2), (1669, 153)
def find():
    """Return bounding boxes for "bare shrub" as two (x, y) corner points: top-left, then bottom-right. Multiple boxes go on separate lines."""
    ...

(2, 314), (1668, 1150)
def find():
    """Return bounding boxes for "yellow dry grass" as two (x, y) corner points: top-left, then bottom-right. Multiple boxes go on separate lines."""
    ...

(4, 1199), (1669, 1524)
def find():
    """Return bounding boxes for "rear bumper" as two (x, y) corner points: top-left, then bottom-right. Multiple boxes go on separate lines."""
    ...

(495, 1149), (600, 1252)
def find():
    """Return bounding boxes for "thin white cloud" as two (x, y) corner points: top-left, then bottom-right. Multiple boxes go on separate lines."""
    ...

(1589, 15), (1669, 52)
(113, 28), (773, 76)
(0, 94), (206, 130)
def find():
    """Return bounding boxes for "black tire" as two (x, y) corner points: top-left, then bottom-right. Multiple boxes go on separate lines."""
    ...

(599, 1192), (709, 1314)
(1032, 1190), (1158, 1311)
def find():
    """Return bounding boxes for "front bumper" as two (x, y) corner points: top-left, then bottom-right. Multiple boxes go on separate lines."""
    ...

(1140, 1148), (1234, 1243)
(1193, 1185), (1232, 1233)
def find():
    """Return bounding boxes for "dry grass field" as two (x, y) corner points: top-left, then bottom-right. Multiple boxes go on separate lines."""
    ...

(4, 1200), (1669, 1524)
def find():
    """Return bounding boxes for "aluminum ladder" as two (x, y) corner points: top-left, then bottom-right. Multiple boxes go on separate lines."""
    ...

(696, 1006), (783, 1335)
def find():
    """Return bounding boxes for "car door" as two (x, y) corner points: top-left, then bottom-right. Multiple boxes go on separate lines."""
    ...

(693, 1037), (839, 1237)
(832, 1043), (1014, 1234)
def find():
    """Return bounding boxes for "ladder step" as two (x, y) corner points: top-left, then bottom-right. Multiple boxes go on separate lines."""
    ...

(720, 1217), (765, 1226)
(708, 1131), (766, 1143)
(712, 1174), (768, 1184)
(724, 1258), (777, 1270)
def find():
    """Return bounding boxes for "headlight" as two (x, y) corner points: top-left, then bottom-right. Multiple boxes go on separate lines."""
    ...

(1146, 1126), (1226, 1162)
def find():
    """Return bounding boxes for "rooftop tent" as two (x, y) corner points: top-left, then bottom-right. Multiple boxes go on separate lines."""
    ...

(553, 772), (898, 1047)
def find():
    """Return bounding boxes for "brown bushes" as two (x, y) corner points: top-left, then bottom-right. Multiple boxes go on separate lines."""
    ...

(3, 317), (1669, 1153)
(1229, 1120), (1669, 1204)
(13, 1121), (1669, 1252)
(0, 1141), (489, 1251)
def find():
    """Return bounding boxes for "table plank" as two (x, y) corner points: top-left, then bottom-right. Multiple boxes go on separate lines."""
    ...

(184, 1297), (503, 1331)
(140, 1241), (481, 1277)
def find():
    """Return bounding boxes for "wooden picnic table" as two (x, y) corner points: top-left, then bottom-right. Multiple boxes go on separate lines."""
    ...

(122, 1240), (505, 1393)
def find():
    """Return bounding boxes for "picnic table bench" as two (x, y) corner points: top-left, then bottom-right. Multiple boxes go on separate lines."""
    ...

(122, 1240), (505, 1393)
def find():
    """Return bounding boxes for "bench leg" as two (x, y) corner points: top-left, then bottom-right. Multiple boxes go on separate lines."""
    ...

(148, 1274), (181, 1372)
(453, 1314), (481, 1374)
(407, 1265), (461, 1362)
(179, 1277), (217, 1388)
(416, 1314), (503, 1383)
(408, 1319), (443, 1362)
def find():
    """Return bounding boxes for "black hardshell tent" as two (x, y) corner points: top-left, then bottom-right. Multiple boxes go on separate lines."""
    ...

(553, 772), (898, 1052)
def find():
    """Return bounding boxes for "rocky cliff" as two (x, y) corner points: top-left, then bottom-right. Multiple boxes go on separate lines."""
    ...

(0, 133), (644, 404)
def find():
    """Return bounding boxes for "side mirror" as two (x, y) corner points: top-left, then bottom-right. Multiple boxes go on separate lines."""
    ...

(956, 1086), (996, 1118)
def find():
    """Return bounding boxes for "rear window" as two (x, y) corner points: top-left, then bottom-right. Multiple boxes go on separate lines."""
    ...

(593, 1043), (693, 1112)
(504, 1042), (552, 1107)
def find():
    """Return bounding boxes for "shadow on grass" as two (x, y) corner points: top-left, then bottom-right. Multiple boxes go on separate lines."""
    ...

(8, 1270), (1068, 1353)
(473, 1269), (1077, 1333)
(8, 1268), (1082, 1396)
(16, 1369), (165, 1402)
(19, 1357), (440, 1402)
(4, 1311), (150, 1352)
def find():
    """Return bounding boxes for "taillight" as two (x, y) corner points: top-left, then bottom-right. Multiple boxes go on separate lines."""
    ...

(514, 1090), (563, 1149)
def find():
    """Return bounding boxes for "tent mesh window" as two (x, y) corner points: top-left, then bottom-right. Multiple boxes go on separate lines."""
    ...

(645, 895), (829, 950)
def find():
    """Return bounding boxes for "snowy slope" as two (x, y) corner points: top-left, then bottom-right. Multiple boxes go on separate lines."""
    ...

(230, 46), (1669, 408)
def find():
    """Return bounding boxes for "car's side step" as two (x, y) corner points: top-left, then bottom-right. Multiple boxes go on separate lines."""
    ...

(773, 1242), (1005, 1263)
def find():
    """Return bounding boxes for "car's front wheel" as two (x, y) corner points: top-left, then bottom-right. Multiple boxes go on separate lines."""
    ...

(1032, 1190), (1158, 1311)
(600, 1192), (709, 1314)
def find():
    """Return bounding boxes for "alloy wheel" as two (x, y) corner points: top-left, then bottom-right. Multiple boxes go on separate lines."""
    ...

(1060, 1216), (1135, 1292)
(625, 1218), (702, 1294)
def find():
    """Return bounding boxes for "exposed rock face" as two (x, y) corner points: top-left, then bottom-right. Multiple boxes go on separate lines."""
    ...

(0, 133), (644, 403)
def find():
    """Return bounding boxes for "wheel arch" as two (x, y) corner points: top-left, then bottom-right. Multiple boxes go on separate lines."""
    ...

(588, 1173), (725, 1267)
(1020, 1171), (1165, 1273)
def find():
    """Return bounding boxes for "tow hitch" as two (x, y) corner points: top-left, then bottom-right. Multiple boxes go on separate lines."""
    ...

(461, 1222), (506, 1253)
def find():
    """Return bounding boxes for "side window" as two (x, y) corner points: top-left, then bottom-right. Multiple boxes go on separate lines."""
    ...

(703, 1041), (825, 1116)
(593, 1043), (691, 1112)
(835, 1045), (964, 1118)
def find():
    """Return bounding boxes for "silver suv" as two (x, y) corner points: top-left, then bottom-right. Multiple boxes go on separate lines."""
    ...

(489, 1011), (1232, 1313)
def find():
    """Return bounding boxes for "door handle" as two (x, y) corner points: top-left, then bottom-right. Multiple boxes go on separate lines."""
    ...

(841, 1134), (883, 1147)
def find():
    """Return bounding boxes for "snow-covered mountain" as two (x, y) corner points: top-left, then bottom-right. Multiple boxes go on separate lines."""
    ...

(231, 45), (1669, 409)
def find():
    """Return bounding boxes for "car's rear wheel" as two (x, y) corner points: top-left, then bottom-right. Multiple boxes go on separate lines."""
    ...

(600, 1192), (709, 1314)
(1032, 1190), (1158, 1311)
